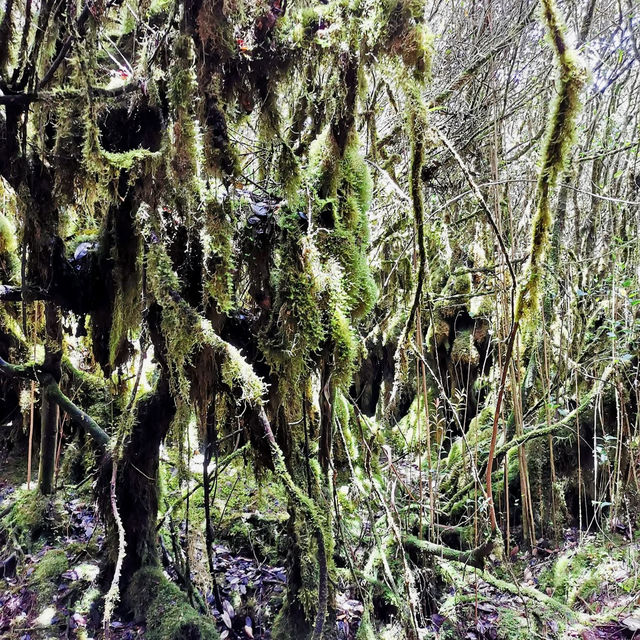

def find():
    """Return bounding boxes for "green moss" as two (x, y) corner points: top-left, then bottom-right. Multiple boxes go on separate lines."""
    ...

(497, 608), (530, 639)
(0, 213), (17, 254)
(31, 549), (69, 605)
(33, 549), (69, 583)
(470, 294), (494, 319)
(0, 213), (19, 282)
(426, 312), (450, 350)
(438, 272), (472, 318)
(543, 539), (637, 608)
(126, 567), (219, 640)
(76, 587), (101, 615)
(450, 330), (479, 366)
(203, 198), (235, 313)
(205, 322), (266, 405)
(2, 490), (51, 547)
(515, 0), (586, 323)
(307, 126), (377, 319)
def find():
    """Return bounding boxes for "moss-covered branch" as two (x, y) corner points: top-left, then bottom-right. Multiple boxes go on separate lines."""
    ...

(404, 535), (493, 569)
(0, 355), (40, 380)
(515, 0), (587, 322)
(44, 378), (109, 448)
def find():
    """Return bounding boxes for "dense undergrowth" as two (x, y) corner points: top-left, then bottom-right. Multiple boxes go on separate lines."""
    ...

(1, 0), (640, 638)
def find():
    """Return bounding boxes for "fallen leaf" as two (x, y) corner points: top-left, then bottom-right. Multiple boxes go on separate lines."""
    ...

(622, 616), (640, 632)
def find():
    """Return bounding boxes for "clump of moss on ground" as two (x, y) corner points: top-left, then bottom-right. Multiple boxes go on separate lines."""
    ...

(1, 490), (54, 548)
(126, 567), (219, 640)
(30, 548), (69, 606)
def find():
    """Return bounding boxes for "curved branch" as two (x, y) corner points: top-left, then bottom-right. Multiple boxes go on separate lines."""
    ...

(44, 379), (109, 448)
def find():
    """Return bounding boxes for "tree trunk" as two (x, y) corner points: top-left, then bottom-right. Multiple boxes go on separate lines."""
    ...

(37, 393), (58, 495)
(38, 301), (62, 494)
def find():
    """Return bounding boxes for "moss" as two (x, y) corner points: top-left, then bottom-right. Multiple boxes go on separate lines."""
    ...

(204, 322), (266, 405)
(146, 232), (265, 407)
(426, 312), (450, 350)
(438, 272), (472, 318)
(2, 490), (51, 547)
(30, 549), (69, 606)
(0, 213), (17, 254)
(0, 213), (19, 282)
(515, 0), (586, 323)
(126, 567), (219, 640)
(307, 126), (377, 319)
(470, 294), (494, 319)
(203, 198), (235, 313)
(543, 538), (637, 608)
(109, 275), (142, 368)
(450, 330), (479, 366)
(33, 549), (69, 583)
(75, 587), (101, 615)
(497, 608), (530, 639)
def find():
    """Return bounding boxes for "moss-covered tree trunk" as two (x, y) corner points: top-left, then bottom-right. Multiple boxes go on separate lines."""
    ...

(111, 376), (175, 587)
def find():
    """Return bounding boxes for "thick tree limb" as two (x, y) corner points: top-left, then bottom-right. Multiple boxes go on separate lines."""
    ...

(44, 379), (109, 448)
(0, 82), (140, 107)
(404, 535), (493, 569)
(0, 356), (40, 380)
(0, 285), (23, 301)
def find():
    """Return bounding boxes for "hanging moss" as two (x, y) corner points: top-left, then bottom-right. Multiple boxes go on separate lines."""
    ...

(308, 125), (377, 339)
(515, 0), (586, 323)
(203, 198), (236, 313)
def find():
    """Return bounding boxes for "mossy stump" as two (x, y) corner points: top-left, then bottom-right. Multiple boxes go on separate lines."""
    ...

(125, 567), (219, 640)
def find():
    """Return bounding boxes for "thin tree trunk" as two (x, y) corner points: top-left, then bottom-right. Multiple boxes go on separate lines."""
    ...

(37, 391), (58, 494)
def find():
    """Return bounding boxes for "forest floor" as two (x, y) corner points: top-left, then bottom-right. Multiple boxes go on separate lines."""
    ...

(1, 447), (639, 640)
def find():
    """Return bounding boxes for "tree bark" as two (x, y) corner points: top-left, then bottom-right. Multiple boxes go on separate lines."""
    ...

(37, 392), (58, 495)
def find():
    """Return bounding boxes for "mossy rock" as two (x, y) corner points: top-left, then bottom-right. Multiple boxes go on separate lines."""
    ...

(450, 330), (479, 366)
(437, 272), (473, 318)
(426, 312), (450, 350)
(126, 567), (219, 640)
(30, 549), (69, 606)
